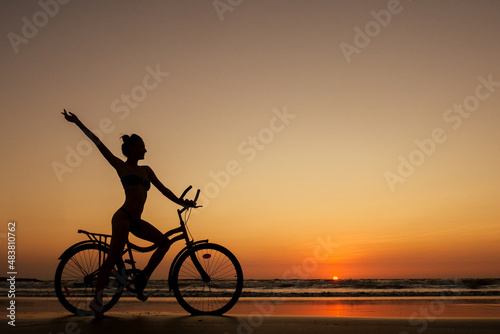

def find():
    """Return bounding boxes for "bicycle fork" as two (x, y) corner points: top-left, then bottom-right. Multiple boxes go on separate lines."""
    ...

(189, 249), (211, 283)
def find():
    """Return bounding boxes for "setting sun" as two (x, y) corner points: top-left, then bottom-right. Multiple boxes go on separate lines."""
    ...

(332, 276), (339, 281)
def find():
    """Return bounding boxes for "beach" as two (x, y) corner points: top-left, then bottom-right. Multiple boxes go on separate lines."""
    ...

(2, 297), (499, 334)
(6, 313), (500, 334)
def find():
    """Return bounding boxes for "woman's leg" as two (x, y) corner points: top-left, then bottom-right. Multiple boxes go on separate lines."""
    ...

(130, 219), (163, 244)
(90, 210), (130, 317)
(130, 220), (171, 276)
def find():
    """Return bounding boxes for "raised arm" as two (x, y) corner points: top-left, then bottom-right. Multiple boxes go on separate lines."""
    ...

(62, 109), (121, 168)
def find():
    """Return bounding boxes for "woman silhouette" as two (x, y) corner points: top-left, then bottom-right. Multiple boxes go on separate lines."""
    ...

(62, 110), (194, 318)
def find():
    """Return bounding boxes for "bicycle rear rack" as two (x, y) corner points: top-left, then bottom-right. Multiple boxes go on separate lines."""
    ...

(78, 229), (112, 246)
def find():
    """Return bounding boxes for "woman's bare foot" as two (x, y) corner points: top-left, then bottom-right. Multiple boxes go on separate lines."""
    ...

(135, 272), (149, 302)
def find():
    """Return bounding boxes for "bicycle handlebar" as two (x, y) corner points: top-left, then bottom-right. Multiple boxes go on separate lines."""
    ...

(179, 185), (193, 200)
(179, 185), (202, 213)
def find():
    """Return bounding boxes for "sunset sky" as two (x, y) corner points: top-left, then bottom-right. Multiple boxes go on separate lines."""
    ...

(1, 0), (499, 280)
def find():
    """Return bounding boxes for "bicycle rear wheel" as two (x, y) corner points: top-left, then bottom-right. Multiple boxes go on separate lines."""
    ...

(54, 243), (124, 315)
(171, 243), (243, 315)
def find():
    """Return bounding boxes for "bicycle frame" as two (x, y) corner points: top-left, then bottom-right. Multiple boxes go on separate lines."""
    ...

(66, 187), (209, 292)
(125, 207), (211, 290)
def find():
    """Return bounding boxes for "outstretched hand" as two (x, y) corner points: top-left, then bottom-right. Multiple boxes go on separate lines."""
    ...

(62, 109), (80, 124)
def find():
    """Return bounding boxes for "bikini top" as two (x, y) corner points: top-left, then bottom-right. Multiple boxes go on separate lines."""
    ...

(121, 174), (151, 191)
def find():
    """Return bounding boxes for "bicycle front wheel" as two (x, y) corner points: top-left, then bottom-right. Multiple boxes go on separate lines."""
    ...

(171, 243), (243, 315)
(54, 243), (124, 315)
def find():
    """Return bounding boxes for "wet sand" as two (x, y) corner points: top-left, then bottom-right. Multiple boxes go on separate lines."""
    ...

(4, 313), (500, 334)
(2, 297), (499, 334)
(5, 296), (500, 318)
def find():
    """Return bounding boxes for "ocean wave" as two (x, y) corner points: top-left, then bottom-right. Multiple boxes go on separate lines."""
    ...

(1, 278), (499, 298)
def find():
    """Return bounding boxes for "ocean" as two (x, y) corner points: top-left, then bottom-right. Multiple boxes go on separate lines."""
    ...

(2, 278), (500, 298)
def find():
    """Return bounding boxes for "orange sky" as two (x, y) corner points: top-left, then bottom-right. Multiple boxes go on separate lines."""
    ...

(1, 0), (499, 280)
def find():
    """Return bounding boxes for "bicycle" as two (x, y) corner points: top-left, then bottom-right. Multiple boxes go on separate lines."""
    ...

(54, 186), (243, 316)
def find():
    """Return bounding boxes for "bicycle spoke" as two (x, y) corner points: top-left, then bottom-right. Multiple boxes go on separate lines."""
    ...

(55, 244), (124, 315)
